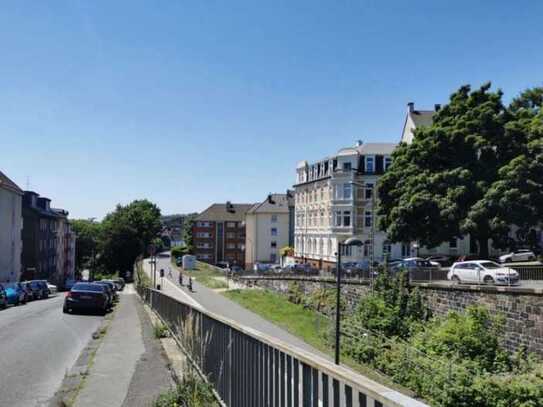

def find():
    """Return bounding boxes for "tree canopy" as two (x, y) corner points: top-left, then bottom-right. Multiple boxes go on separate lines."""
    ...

(378, 83), (543, 256)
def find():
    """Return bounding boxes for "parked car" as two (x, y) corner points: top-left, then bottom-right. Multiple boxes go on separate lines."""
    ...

(448, 260), (520, 285)
(270, 264), (283, 273)
(2, 283), (27, 305)
(36, 280), (50, 297)
(115, 277), (125, 291)
(47, 283), (58, 295)
(23, 280), (48, 300)
(100, 280), (119, 302)
(230, 265), (244, 274)
(63, 282), (109, 315)
(499, 249), (537, 263)
(93, 282), (114, 308)
(425, 255), (454, 267)
(253, 263), (271, 273)
(20, 282), (34, 301)
(390, 257), (433, 272)
(0, 285), (7, 309)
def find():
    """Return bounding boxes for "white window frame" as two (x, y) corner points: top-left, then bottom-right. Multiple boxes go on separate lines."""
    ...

(343, 183), (352, 200)
(384, 156), (392, 171)
(271, 227), (278, 236)
(365, 156), (375, 173)
(364, 210), (372, 228)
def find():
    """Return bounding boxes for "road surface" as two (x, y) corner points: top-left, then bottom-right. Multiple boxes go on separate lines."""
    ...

(0, 294), (104, 407)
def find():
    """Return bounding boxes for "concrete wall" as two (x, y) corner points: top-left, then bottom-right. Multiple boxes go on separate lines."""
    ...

(0, 188), (22, 282)
(238, 276), (543, 357)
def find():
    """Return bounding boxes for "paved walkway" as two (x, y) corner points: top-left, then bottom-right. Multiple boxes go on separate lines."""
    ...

(75, 286), (174, 407)
(144, 257), (331, 360)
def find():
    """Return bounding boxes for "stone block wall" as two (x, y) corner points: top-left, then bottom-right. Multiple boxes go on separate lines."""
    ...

(238, 276), (543, 357)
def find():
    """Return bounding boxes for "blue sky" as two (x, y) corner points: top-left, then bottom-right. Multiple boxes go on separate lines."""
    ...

(2, 1), (542, 219)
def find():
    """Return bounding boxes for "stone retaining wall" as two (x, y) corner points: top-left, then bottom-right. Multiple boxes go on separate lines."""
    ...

(238, 276), (543, 357)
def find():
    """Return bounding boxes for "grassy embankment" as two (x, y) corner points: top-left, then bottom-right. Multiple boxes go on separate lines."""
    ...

(173, 260), (228, 289)
(223, 289), (408, 392)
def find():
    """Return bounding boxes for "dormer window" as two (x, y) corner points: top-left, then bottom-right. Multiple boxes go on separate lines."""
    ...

(343, 162), (352, 172)
(365, 156), (375, 173)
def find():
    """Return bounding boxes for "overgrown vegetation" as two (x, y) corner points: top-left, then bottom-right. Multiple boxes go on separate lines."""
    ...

(340, 271), (543, 406)
(153, 373), (217, 407)
(135, 260), (151, 289)
(154, 323), (169, 339)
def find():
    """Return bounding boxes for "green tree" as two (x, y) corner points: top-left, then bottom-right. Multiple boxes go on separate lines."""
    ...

(100, 200), (162, 274)
(71, 219), (102, 271)
(378, 83), (534, 257)
(183, 218), (195, 254)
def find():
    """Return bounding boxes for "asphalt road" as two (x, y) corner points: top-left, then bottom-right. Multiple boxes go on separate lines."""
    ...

(0, 294), (104, 407)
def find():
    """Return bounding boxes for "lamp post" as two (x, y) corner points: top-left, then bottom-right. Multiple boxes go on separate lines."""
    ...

(335, 237), (364, 365)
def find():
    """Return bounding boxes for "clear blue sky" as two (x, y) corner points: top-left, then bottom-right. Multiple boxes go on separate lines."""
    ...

(2, 1), (542, 219)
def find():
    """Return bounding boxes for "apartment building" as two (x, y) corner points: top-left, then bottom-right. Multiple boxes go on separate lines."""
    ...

(52, 209), (76, 288)
(294, 141), (399, 270)
(0, 171), (23, 282)
(21, 192), (62, 281)
(245, 193), (293, 270)
(192, 202), (254, 267)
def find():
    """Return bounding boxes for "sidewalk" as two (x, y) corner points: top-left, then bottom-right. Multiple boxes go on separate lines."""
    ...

(74, 287), (174, 407)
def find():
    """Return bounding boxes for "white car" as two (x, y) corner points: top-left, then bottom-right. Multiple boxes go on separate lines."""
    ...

(499, 249), (536, 263)
(47, 283), (58, 294)
(448, 260), (520, 285)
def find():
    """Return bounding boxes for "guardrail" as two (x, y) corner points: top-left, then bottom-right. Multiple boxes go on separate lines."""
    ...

(140, 287), (427, 407)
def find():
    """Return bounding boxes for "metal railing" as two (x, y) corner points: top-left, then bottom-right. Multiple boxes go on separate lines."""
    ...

(140, 287), (427, 407)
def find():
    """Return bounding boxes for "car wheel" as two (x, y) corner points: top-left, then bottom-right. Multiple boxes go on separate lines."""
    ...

(63, 306), (69, 314)
(483, 275), (495, 285)
(15, 299), (20, 306)
(451, 275), (461, 284)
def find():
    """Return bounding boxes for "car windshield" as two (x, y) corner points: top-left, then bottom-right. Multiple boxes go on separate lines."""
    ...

(479, 261), (501, 269)
(73, 283), (104, 292)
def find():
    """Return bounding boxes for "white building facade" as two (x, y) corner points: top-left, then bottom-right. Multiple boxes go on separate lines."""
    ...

(0, 171), (23, 282)
(245, 194), (291, 269)
(293, 142), (403, 270)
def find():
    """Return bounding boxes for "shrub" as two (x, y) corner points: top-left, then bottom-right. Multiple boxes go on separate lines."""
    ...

(153, 373), (217, 407)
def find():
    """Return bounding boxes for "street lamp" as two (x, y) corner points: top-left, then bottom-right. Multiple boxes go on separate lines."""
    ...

(335, 237), (364, 365)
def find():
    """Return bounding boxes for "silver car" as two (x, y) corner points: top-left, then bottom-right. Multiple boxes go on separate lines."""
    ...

(499, 249), (536, 263)
(448, 260), (519, 285)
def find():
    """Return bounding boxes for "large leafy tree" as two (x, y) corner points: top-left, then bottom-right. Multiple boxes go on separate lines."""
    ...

(71, 219), (102, 271)
(99, 200), (162, 274)
(378, 83), (543, 257)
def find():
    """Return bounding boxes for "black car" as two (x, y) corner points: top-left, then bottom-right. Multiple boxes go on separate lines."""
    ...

(100, 281), (119, 301)
(93, 281), (115, 308)
(64, 283), (108, 315)
(114, 278), (125, 291)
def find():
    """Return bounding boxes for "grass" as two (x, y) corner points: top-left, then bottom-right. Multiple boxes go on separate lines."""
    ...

(223, 288), (415, 395)
(174, 261), (228, 290)
(223, 289), (331, 353)
(154, 323), (169, 339)
(153, 372), (218, 407)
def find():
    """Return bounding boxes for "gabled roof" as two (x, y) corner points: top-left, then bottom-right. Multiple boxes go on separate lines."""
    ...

(410, 110), (435, 128)
(0, 170), (23, 195)
(196, 203), (255, 222)
(247, 194), (290, 214)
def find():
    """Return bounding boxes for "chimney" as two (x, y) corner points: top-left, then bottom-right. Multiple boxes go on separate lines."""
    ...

(407, 102), (414, 113)
(434, 104), (441, 112)
(355, 140), (363, 147)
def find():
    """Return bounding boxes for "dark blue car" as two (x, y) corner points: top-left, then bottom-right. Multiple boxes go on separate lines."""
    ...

(2, 283), (27, 305)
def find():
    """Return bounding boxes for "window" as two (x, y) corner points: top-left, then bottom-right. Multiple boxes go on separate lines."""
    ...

(227, 222), (236, 228)
(197, 221), (210, 227)
(270, 253), (277, 263)
(449, 238), (458, 251)
(384, 156), (392, 171)
(343, 211), (351, 227)
(343, 183), (352, 199)
(226, 232), (235, 239)
(320, 188), (323, 201)
(226, 243), (236, 249)
(271, 241), (277, 249)
(365, 156), (375, 173)
(271, 214), (278, 223)
(364, 211), (372, 227)
(383, 241), (391, 256)
(364, 240), (372, 257)
(196, 232), (210, 238)
(365, 183), (374, 200)
(271, 227), (278, 236)
(401, 243), (410, 257)
(342, 162), (352, 172)
(334, 211), (342, 227)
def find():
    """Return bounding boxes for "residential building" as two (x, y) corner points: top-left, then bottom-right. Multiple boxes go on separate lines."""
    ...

(294, 141), (399, 270)
(192, 202), (254, 267)
(52, 209), (76, 288)
(21, 192), (62, 281)
(0, 171), (23, 282)
(245, 193), (293, 269)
